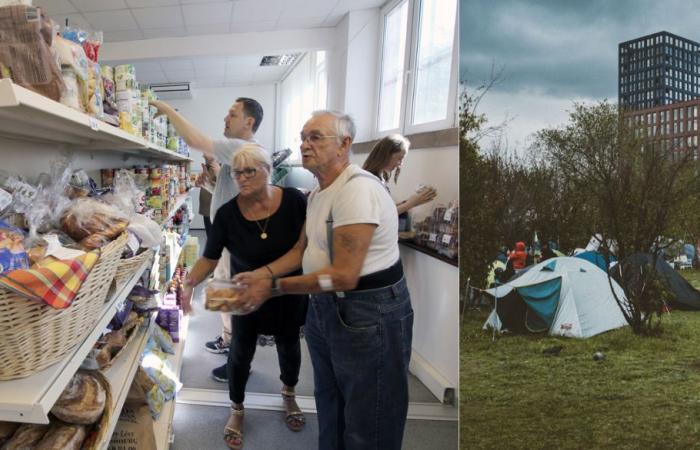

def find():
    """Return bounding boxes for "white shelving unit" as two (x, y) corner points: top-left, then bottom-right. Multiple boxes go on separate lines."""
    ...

(99, 312), (157, 450)
(153, 315), (190, 450)
(0, 79), (192, 162)
(0, 78), (194, 447)
(0, 255), (152, 424)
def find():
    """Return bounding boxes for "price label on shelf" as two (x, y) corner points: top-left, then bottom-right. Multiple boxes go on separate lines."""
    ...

(88, 118), (99, 131)
(442, 234), (452, 245)
(429, 233), (437, 242)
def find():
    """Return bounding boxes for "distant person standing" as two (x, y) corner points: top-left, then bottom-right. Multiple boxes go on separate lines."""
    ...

(509, 241), (528, 270)
(362, 134), (437, 214)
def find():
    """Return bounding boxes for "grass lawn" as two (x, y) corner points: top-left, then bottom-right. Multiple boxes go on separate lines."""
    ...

(461, 285), (700, 449)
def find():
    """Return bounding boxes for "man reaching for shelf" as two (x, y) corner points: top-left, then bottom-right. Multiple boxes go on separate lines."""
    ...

(150, 97), (264, 384)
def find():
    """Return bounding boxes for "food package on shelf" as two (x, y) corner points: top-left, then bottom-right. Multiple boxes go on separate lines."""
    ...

(156, 302), (180, 342)
(101, 64), (118, 117)
(86, 61), (103, 117)
(59, 67), (81, 111)
(107, 404), (156, 450)
(60, 197), (129, 250)
(0, 5), (65, 101)
(0, 219), (29, 274)
(128, 284), (159, 313)
(50, 371), (107, 425)
(141, 338), (181, 402)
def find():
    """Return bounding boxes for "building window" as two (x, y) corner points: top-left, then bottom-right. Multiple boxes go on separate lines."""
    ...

(376, 0), (457, 135)
(377, 0), (409, 132)
(277, 51), (328, 161)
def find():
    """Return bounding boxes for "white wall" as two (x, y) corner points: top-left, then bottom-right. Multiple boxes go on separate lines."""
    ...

(166, 84), (275, 227)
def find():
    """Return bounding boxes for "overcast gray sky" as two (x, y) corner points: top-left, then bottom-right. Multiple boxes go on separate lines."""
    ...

(460, 0), (700, 152)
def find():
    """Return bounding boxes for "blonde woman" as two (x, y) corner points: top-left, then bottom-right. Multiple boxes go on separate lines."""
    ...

(182, 144), (308, 449)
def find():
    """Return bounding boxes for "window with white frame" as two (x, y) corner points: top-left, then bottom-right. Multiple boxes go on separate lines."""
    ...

(278, 51), (328, 161)
(376, 0), (458, 136)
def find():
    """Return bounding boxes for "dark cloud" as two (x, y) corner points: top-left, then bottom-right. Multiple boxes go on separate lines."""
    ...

(460, 0), (700, 98)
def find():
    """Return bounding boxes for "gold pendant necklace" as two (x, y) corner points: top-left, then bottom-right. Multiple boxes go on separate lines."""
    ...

(254, 199), (272, 240)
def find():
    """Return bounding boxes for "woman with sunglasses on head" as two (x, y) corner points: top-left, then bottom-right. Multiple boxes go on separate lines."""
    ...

(362, 134), (437, 215)
(182, 143), (308, 449)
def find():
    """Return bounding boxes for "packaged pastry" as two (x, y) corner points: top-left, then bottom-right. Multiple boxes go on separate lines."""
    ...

(50, 371), (106, 425)
(34, 422), (86, 450)
(204, 278), (248, 313)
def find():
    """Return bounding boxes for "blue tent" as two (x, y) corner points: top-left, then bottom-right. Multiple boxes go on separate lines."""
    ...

(575, 251), (616, 272)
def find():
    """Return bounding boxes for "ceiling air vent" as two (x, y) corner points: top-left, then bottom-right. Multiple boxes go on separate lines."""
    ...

(260, 54), (300, 66)
(149, 82), (192, 99)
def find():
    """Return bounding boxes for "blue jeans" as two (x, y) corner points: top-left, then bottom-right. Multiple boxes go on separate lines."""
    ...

(305, 277), (414, 450)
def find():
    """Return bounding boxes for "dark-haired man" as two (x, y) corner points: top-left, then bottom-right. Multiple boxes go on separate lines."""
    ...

(150, 97), (264, 383)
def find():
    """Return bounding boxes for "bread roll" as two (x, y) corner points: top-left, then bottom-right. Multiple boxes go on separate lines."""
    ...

(34, 423), (86, 450)
(50, 372), (106, 425)
(1, 423), (49, 449)
(103, 330), (127, 348)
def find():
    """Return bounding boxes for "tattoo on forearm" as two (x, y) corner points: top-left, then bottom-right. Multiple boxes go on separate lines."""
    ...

(337, 233), (359, 253)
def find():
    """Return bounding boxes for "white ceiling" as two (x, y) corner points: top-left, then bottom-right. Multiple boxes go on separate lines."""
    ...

(39, 0), (385, 88)
(40, 0), (385, 42)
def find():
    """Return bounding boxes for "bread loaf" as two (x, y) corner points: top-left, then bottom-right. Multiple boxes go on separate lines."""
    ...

(1, 423), (49, 449)
(50, 372), (106, 425)
(0, 422), (19, 442)
(34, 423), (86, 450)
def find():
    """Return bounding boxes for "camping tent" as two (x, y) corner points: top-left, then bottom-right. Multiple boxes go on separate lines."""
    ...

(574, 251), (616, 272)
(617, 253), (700, 310)
(483, 257), (629, 338)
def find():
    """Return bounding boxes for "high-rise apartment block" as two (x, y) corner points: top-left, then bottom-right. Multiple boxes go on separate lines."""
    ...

(619, 31), (700, 111)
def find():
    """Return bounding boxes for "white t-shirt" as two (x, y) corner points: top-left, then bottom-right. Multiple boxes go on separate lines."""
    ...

(302, 164), (400, 276)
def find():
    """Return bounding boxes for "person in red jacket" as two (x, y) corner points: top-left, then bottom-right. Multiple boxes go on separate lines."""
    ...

(509, 241), (528, 270)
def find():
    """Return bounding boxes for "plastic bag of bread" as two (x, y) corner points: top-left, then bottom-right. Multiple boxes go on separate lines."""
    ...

(141, 345), (181, 402)
(0, 5), (65, 101)
(1, 423), (49, 449)
(34, 422), (86, 450)
(61, 198), (129, 250)
(50, 371), (106, 425)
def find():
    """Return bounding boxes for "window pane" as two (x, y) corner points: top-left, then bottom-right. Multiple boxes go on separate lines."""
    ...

(378, 1), (409, 131)
(412, 0), (457, 125)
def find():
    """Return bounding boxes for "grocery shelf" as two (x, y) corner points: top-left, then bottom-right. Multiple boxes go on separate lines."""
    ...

(160, 192), (190, 229)
(0, 255), (153, 424)
(154, 315), (189, 450)
(0, 79), (192, 162)
(99, 313), (156, 450)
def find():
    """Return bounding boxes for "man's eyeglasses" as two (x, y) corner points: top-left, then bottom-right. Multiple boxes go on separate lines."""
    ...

(232, 167), (257, 179)
(300, 132), (341, 144)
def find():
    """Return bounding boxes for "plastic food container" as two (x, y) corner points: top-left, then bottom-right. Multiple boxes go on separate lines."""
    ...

(205, 279), (249, 314)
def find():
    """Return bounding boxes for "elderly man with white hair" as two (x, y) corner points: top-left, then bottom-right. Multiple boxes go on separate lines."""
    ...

(236, 110), (414, 450)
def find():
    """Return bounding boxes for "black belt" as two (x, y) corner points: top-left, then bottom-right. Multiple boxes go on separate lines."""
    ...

(353, 259), (404, 291)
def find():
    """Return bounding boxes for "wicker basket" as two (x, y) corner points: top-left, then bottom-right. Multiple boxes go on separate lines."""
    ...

(113, 249), (154, 292)
(0, 233), (128, 380)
